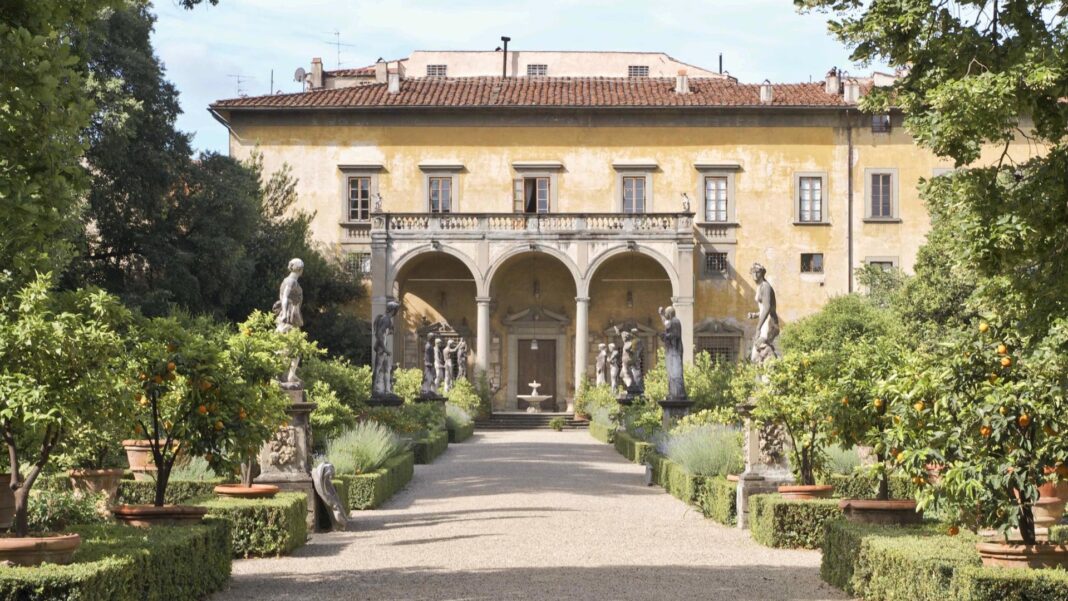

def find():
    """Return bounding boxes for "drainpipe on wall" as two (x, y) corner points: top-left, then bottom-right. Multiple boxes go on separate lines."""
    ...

(847, 114), (855, 293)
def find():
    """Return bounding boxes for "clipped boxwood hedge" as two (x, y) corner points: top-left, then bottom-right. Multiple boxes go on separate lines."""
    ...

(199, 492), (307, 558)
(414, 430), (449, 464)
(338, 451), (415, 510)
(698, 476), (737, 526)
(826, 472), (914, 500)
(822, 520), (981, 600)
(950, 565), (1068, 601)
(649, 454), (701, 505)
(588, 421), (615, 444)
(613, 430), (654, 464)
(749, 494), (841, 549)
(448, 422), (475, 443)
(0, 520), (231, 601)
(117, 477), (226, 506)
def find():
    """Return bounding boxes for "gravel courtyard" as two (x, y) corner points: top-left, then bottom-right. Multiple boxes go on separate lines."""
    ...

(214, 429), (849, 601)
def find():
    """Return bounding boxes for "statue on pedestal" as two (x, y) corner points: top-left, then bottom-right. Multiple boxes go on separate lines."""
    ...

(456, 339), (468, 381)
(421, 335), (439, 396)
(608, 343), (621, 391)
(594, 343), (607, 386)
(273, 258), (304, 385)
(747, 263), (781, 363)
(618, 329), (634, 389)
(433, 338), (446, 390)
(372, 301), (400, 397)
(658, 306), (686, 401)
(443, 339), (458, 392)
(630, 328), (644, 389)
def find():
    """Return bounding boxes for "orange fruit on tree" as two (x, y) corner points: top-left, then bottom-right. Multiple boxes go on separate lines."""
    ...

(896, 452), (906, 463)
(997, 344), (1008, 355)
(874, 398), (885, 410)
(1001, 356), (1013, 368)
(167, 361), (176, 372)
(914, 401), (925, 412)
(199, 380), (212, 392)
(152, 374), (163, 384)
(979, 322), (989, 333)
(214, 420), (224, 431)
(948, 526), (960, 536)
(999, 406), (1009, 416)
(197, 405), (207, 415)
(1018, 414), (1031, 428)
(841, 397), (849, 406)
(912, 476), (926, 486)
(980, 425), (993, 438)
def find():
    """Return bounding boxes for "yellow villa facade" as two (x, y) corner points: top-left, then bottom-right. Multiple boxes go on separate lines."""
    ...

(211, 51), (1016, 413)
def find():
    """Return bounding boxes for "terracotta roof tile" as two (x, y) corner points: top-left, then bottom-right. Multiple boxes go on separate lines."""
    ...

(212, 77), (857, 110)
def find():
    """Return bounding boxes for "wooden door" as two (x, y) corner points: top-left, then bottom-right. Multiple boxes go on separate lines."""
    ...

(516, 339), (556, 411)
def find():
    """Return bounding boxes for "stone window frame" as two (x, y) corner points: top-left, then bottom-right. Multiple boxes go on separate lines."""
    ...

(345, 251), (372, 279)
(695, 335), (742, 364)
(793, 172), (830, 225)
(419, 163), (463, 214)
(800, 252), (825, 274)
(337, 165), (381, 224)
(513, 163), (562, 214)
(694, 165), (739, 224)
(614, 169), (654, 213)
(864, 255), (899, 270)
(698, 244), (734, 281)
(864, 167), (901, 222)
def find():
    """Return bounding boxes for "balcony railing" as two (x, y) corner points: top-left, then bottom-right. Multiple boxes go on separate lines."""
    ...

(370, 212), (695, 238)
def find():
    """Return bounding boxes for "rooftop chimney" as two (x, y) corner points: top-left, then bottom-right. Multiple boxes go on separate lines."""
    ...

(759, 79), (773, 104)
(374, 59), (387, 84)
(387, 60), (402, 94)
(310, 57), (323, 89)
(824, 66), (840, 95)
(675, 69), (690, 94)
(843, 78), (861, 103)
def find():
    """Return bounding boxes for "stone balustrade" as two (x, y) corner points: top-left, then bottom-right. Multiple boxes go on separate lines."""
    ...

(369, 212), (695, 239)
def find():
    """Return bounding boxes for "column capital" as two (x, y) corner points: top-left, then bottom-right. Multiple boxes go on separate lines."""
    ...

(475, 296), (493, 305)
(670, 296), (695, 306)
(575, 296), (591, 304)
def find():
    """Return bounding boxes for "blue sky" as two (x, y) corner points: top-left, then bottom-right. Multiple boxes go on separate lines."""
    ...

(152, 0), (886, 154)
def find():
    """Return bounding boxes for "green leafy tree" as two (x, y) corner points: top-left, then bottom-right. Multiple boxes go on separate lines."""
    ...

(0, 275), (129, 536)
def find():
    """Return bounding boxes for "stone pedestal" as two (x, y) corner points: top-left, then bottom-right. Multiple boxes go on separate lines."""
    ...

(416, 391), (447, 426)
(616, 382), (644, 408)
(368, 392), (404, 407)
(256, 387), (321, 530)
(658, 396), (693, 430)
(735, 405), (794, 529)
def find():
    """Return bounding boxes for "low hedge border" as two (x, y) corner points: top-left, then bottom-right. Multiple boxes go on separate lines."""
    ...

(649, 454), (701, 505)
(588, 421), (616, 444)
(414, 430), (449, 464)
(699, 476), (737, 526)
(613, 430), (654, 464)
(821, 520), (981, 601)
(826, 472), (914, 500)
(117, 478), (227, 506)
(950, 565), (1068, 601)
(198, 492), (307, 558)
(337, 450), (415, 510)
(0, 520), (231, 601)
(448, 422), (475, 443)
(749, 494), (841, 549)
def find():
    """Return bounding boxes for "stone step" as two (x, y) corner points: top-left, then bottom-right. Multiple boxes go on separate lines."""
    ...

(474, 412), (588, 430)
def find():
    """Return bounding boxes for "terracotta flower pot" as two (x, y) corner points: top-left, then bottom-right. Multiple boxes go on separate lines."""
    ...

(111, 504), (207, 527)
(777, 484), (834, 500)
(1031, 496), (1066, 528)
(726, 474), (740, 483)
(0, 474), (15, 530)
(0, 533), (81, 566)
(68, 468), (125, 503)
(213, 484), (279, 499)
(977, 539), (1068, 569)
(839, 499), (924, 525)
(1040, 466), (1068, 504)
(122, 440), (157, 481)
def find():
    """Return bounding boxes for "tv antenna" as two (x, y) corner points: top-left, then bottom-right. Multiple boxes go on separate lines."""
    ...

(226, 73), (252, 96)
(324, 30), (358, 70)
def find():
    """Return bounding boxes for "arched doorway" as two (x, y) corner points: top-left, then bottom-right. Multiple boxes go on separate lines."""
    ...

(486, 250), (580, 412)
(391, 252), (480, 375)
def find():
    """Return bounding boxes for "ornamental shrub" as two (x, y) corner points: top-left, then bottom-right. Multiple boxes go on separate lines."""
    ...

(308, 380), (357, 451)
(549, 417), (566, 431)
(326, 421), (407, 475)
(445, 403), (473, 430)
(199, 492), (307, 558)
(302, 355), (371, 411)
(749, 494), (841, 549)
(574, 379), (617, 419)
(661, 424), (743, 478)
(446, 378), (482, 416)
(27, 489), (108, 533)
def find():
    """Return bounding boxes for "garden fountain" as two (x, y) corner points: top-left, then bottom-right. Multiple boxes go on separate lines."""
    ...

(517, 380), (552, 413)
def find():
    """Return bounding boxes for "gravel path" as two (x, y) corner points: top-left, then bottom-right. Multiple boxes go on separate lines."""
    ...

(214, 429), (850, 601)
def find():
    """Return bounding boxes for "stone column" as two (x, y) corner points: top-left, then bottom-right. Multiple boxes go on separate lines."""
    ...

(572, 296), (590, 413)
(370, 232), (392, 359)
(673, 297), (695, 365)
(475, 297), (492, 375)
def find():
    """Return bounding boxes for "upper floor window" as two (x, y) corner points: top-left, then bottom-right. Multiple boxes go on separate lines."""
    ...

(622, 176), (647, 213)
(429, 176), (453, 213)
(527, 64), (548, 77)
(872, 114), (891, 133)
(865, 169), (898, 220)
(514, 176), (550, 213)
(348, 177), (371, 221)
(801, 252), (824, 274)
(627, 65), (649, 77)
(426, 64), (447, 77)
(704, 176), (729, 222)
(796, 174), (826, 223)
(346, 252), (372, 279)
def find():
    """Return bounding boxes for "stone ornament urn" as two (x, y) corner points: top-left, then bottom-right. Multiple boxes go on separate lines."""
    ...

(0, 474), (15, 530)
(0, 533), (81, 566)
(122, 439), (156, 481)
(777, 484), (834, 501)
(111, 504), (208, 527)
(68, 468), (125, 503)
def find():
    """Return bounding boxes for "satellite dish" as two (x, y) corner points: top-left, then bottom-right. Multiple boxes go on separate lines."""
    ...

(293, 67), (307, 83)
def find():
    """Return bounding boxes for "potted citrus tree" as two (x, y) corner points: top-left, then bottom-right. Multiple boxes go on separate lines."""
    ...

(831, 337), (926, 524)
(211, 312), (292, 499)
(752, 350), (836, 499)
(920, 320), (1068, 568)
(0, 275), (129, 564)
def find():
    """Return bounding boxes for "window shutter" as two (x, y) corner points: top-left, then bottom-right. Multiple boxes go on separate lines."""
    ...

(513, 178), (524, 213)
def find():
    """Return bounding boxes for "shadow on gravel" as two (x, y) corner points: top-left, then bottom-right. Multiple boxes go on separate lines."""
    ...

(220, 564), (846, 600)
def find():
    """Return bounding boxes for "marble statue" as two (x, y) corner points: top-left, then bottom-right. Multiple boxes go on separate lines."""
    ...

(658, 306), (687, 401)
(618, 329), (634, 388)
(608, 343), (621, 391)
(434, 338), (446, 389)
(630, 328), (645, 389)
(273, 258), (305, 384)
(372, 301), (400, 396)
(747, 263), (781, 363)
(594, 343), (607, 386)
(421, 335), (438, 396)
(312, 462), (348, 531)
(443, 339), (458, 392)
(456, 339), (468, 381)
